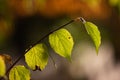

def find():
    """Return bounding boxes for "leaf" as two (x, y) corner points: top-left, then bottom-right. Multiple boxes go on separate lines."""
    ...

(9, 65), (30, 80)
(49, 28), (74, 61)
(84, 22), (101, 53)
(0, 56), (6, 77)
(25, 43), (48, 71)
(0, 54), (12, 64)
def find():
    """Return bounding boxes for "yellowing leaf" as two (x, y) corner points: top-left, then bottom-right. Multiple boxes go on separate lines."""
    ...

(0, 56), (6, 77)
(49, 28), (74, 61)
(9, 65), (30, 80)
(0, 54), (12, 64)
(84, 22), (101, 53)
(25, 43), (48, 70)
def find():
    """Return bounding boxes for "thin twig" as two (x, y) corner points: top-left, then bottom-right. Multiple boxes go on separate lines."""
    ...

(0, 17), (84, 80)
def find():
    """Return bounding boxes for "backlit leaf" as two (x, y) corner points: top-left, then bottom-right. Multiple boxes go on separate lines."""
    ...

(49, 28), (74, 61)
(0, 56), (6, 77)
(84, 22), (101, 54)
(25, 43), (48, 71)
(9, 65), (30, 80)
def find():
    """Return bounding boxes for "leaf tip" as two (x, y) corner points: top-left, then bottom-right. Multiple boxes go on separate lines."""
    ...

(66, 56), (72, 62)
(33, 65), (41, 71)
(96, 45), (101, 55)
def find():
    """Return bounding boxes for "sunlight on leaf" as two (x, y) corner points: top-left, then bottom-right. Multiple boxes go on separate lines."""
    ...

(9, 65), (30, 80)
(84, 22), (101, 54)
(49, 28), (74, 61)
(0, 56), (6, 77)
(25, 43), (48, 71)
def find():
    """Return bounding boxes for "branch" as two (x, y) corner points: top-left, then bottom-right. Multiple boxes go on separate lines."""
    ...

(0, 17), (84, 80)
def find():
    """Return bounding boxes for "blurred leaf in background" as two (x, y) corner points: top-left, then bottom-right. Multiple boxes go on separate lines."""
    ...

(0, 19), (12, 47)
(0, 0), (13, 48)
(7, 0), (110, 19)
(8, 0), (46, 16)
(109, 0), (120, 14)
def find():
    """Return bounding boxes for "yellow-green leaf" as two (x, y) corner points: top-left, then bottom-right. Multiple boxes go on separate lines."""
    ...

(0, 56), (6, 77)
(84, 22), (101, 53)
(9, 65), (30, 80)
(25, 43), (48, 70)
(49, 28), (74, 61)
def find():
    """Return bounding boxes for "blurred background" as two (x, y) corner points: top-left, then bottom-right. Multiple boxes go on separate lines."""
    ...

(0, 0), (120, 80)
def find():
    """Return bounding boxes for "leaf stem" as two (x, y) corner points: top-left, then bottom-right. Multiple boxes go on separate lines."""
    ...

(1, 17), (84, 79)
(48, 53), (57, 69)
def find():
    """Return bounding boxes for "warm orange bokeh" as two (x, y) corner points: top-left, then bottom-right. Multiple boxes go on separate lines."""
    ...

(8, 0), (111, 19)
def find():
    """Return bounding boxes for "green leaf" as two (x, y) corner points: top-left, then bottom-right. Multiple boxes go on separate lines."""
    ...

(84, 22), (101, 53)
(25, 43), (48, 70)
(49, 28), (74, 61)
(9, 65), (30, 80)
(0, 56), (6, 77)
